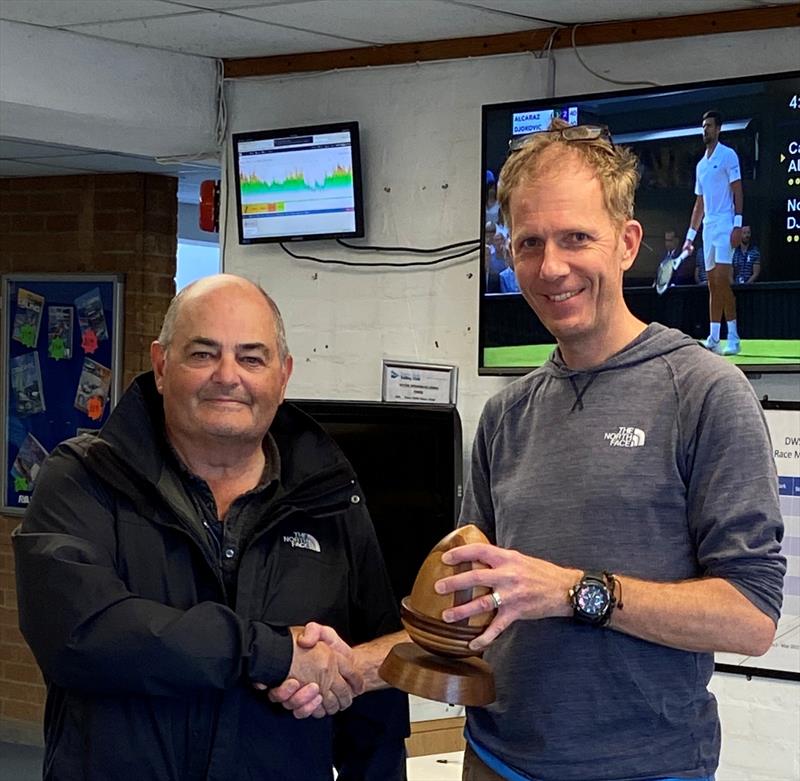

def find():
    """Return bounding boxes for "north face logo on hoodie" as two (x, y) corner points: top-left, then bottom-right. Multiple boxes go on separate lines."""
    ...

(604, 427), (646, 448)
(283, 532), (321, 552)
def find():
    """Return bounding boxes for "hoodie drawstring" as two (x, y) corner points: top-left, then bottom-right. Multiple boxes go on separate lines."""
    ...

(568, 374), (598, 412)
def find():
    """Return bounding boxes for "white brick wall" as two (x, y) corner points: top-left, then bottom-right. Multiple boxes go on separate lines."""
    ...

(710, 674), (800, 779)
(225, 28), (800, 779)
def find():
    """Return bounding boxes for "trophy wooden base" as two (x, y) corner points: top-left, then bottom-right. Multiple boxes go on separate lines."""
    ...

(378, 642), (495, 706)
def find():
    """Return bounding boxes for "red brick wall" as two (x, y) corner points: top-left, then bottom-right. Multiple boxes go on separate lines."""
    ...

(0, 172), (178, 743)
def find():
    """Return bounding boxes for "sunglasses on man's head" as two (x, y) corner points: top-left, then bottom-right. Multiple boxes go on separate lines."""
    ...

(508, 124), (611, 153)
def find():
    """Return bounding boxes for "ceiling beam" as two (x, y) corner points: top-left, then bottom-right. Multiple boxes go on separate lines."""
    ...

(224, 4), (799, 79)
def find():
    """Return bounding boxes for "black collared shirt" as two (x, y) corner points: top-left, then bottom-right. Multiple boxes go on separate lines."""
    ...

(167, 434), (282, 604)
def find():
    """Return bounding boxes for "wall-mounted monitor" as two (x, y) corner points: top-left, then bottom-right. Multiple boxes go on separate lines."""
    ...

(232, 121), (364, 244)
(479, 71), (800, 375)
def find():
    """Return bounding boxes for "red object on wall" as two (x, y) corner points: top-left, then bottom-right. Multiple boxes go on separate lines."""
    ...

(199, 180), (220, 233)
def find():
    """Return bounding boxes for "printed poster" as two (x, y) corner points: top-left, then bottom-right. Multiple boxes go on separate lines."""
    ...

(12, 288), (44, 348)
(74, 357), (112, 421)
(75, 287), (108, 353)
(11, 433), (49, 492)
(47, 305), (74, 360)
(11, 352), (45, 416)
(716, 407), (800, 678)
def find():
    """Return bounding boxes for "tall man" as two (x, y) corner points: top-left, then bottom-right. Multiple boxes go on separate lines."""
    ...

(14, 274), (408, 781)
(683, 110), (744, 355)
(433, 121), (784, 781)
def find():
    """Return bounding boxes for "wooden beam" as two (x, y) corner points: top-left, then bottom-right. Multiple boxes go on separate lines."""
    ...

(224, 4), (800, 79)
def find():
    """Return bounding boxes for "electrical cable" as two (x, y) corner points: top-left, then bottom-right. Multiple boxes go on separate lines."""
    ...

(279, 242), (479, 268)
(538, 26), (560, 59)
(155, 59), (228, 166)
(214, 58), (228, 149)
(570, 25), (662, 88)
(220, 123), (233, 271)
(336, 237), (479, 254)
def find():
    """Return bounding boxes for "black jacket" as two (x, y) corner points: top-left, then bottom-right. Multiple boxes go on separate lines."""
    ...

(14, 372), (409, 780)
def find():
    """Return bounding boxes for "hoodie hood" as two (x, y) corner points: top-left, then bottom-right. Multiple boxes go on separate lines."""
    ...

(544, 323), (698, 378)
(537, 323), (700, 411)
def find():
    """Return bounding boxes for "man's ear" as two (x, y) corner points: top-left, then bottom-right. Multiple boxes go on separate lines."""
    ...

(150, 341), (166, 394)
(278, 354), (294, 405)
(620, 219), (643, 272)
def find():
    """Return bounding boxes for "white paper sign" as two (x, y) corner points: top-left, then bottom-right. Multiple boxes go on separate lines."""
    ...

(716, 404), (800, 679)
(381, 360), (457, 405)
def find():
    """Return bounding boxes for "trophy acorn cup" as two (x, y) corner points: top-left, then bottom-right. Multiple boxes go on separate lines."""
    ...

(378, 524), (496, 705)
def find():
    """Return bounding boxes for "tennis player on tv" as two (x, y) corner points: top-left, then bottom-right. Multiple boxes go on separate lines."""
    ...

(682, 110), (743, 356)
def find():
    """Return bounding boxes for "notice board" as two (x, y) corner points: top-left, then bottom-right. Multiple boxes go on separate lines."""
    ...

(1, 274), (123, 514)
(715, 400), (800, 681)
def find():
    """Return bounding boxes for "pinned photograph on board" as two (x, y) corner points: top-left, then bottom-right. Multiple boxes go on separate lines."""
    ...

(12, 288), (45, 348)
(74, 358), (112, 421)
(11, 433), (50, 492)
(10, 353), (46, 417)
(75, 288), (108, 353)
(48, 305), (74, 360)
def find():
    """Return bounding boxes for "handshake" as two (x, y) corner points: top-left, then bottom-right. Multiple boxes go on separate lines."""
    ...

(255, 622), (398, 719)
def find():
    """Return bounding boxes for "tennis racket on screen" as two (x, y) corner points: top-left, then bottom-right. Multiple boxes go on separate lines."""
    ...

(655, 250), (690, 296)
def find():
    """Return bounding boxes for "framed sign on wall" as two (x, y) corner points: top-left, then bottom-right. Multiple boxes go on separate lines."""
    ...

(1, 274), (124, 514)
(381, 360), (458, 405)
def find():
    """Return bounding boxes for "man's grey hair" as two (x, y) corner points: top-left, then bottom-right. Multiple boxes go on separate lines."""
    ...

(157, 279), (290, 364)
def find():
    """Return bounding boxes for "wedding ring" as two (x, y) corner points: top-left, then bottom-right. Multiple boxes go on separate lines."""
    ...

(490, 590), (502, 609)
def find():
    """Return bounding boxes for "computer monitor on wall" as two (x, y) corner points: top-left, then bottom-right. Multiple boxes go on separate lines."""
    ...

(479, 70), (800, 375)
(232, 121), (365, 245)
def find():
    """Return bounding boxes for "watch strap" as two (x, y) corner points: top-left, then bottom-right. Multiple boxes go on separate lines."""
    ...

(570, 570), (614, 626)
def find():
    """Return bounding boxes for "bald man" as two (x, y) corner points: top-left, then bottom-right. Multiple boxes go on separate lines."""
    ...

(14, 275), (408, 781)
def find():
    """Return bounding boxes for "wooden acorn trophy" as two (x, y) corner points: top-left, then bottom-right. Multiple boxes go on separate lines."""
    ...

(378, 524), (496, 706)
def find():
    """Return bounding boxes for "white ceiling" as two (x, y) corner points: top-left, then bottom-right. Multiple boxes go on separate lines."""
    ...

(0, 0), (794, 201)
(0, 0), (791, 58)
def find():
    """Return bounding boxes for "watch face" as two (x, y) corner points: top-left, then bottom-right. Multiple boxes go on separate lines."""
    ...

(577, 583), (608, 617)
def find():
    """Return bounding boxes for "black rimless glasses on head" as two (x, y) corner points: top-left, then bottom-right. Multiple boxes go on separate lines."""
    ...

(508, 124), (611, 153)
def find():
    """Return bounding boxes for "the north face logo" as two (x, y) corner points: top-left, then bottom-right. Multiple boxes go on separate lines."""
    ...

(604, 427), (646, 448)
(283, 532), (321, 552)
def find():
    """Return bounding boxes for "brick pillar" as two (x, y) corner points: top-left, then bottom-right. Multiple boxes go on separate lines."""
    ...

(0, 172), (177, 743)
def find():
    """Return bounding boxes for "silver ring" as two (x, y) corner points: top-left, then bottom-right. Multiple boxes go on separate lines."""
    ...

(490, 590), (502, 609)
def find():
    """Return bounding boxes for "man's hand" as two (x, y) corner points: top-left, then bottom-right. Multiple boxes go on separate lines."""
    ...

(267, 623), (359, 718)
(682, 239), (694, 255)
(266, 624), (408, 718)
(434, 543), (579, 652)
(254, 624), (363, 719)
(730, 226), (742, 248)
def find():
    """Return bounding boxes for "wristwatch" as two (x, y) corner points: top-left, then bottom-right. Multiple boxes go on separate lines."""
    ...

(569, 571), (613, 626)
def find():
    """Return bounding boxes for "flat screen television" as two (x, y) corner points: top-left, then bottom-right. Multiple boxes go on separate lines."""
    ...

(479, 71), (800, 375)
(289, 399), (462, 605)
(232, 121), (365, 244)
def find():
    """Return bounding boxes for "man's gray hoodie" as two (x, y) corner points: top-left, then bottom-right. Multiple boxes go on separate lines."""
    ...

(461, 323), (785, 781)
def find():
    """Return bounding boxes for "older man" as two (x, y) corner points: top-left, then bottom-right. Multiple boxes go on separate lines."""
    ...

(434, 121), (784, 781)
(14, 274), (408, 780)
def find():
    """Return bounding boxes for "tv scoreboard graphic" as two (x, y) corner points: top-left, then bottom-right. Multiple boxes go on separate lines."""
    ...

(511, 106), (578, 136)
(783, 89), (800, 244)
